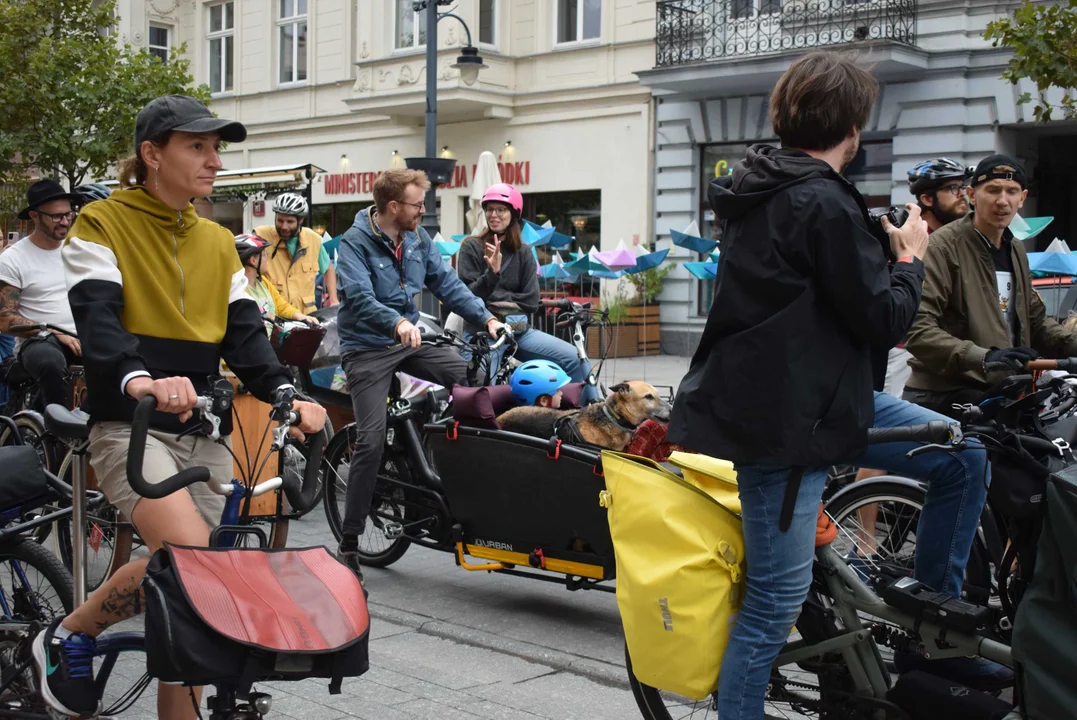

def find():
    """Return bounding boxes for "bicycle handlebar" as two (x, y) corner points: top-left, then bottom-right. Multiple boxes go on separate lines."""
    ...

(127, 390), (326, 513)
(128, 396), (212, 499)
(1027, 358), (1077, 372)
(867, 421), (954, 445)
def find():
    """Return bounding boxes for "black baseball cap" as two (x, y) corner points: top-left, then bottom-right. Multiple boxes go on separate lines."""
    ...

(134, 95), (246, 156)
(971, 153), (1027, 190)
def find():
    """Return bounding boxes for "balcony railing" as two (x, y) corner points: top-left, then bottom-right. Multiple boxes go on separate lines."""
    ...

(655, 0), (917, 67)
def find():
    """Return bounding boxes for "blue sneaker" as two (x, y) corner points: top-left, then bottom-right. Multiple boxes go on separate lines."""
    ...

(894, 650), (1014, 693)
(31, 618), (100, 717)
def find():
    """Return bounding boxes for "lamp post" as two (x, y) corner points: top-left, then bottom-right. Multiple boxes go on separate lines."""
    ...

(407, 0), (488, 235)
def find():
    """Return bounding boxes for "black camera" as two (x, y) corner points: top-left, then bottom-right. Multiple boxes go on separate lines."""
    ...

(868, 206), (910, 229)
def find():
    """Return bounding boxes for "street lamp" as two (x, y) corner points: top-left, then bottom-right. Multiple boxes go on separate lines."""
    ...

(408, 0), (488, 235)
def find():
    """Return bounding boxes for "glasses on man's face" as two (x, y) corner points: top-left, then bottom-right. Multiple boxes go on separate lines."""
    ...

(484, 206), (511, 217)
(34, 210), (76, 223)
(939, 184), (968, 197)
(398, 200), (425, 211)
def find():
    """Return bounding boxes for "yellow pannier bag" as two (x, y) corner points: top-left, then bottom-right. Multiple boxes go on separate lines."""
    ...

(600, 450), (744, 701)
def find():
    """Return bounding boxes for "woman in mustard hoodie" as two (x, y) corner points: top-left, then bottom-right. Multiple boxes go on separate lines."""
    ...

(36, 95), (327, 720)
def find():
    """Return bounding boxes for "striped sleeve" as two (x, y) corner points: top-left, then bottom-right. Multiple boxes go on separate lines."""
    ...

(63, 235), (148, 394)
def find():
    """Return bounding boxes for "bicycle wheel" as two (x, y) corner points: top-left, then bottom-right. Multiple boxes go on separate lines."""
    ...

(0, 538), (73, 620)
(322, 424), (410, 567)
(825, 478), (992, 606)
(51, 448), (133, 592)
(625, 640), (849, 720)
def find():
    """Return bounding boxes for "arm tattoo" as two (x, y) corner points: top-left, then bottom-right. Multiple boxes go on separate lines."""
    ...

(0, 283), (36, 334)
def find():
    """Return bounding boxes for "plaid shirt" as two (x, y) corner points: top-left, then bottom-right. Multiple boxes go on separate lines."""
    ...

(624, 420), (690, 462)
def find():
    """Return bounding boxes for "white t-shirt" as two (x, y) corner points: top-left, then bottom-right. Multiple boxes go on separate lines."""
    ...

(0, 237), (77, 349)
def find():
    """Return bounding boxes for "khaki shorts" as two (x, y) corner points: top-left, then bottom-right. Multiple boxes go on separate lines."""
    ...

(88, 421), (232, 526)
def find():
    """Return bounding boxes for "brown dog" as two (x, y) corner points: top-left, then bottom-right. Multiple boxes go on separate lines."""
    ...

(496, 381), (672, 451)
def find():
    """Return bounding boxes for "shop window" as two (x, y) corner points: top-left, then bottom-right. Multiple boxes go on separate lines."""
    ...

(148, 25), (171, 62)
(556, 0), (601, 44)
(523, 190), (601, 298)
(278, 0), (308, 85)
(697, 142), (762, 315)
(207, 1), (234, 94)
(311, 202), (373, 239)
(844, 138), (894, 209)
(396, 0), (427, 50)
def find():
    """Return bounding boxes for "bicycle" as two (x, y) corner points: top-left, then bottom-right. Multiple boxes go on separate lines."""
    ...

(619, 421), (1017, 719)
(826, 358), (1077, 631)
(0, 385), (329, 718)
(0, 414), (112, 716)
(538, 297), (612, 400)
(321, 328), (514, 555)
(0, 323), (131, 596)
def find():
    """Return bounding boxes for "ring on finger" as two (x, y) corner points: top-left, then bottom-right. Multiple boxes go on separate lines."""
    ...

(169, 394), (180, 399)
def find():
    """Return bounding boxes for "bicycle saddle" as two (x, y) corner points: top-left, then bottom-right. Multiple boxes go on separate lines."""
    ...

(44, 403), (91, 440)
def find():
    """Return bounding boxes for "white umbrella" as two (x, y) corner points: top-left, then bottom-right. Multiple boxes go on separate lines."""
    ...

(467, 151), (503, 234)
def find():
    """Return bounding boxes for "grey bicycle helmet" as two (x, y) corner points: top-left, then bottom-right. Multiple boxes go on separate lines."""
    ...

(907, 158), (973, 196)
(74, 182), (112, 206)
(273, 192), (309, 217)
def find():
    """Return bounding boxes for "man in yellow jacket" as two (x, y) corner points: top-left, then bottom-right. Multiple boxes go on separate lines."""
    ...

(255, 193), (338, 313)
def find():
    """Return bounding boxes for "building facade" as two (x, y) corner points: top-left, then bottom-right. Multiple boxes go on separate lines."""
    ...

(643, 0), (1077, 353)
(113, 0), (657, 270)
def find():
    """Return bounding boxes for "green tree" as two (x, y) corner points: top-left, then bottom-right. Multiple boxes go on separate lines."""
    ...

(0, 0), (210, 191)
(984, 0), (1077, 122)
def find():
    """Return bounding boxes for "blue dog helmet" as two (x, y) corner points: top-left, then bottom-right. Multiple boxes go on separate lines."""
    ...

(511, 360), (571, 406)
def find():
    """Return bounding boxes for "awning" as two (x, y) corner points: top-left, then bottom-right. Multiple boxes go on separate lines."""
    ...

(101, 163), (326, 198)
(209, 163), (325, 200)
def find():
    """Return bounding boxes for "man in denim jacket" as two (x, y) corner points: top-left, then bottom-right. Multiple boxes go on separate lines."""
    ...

(334, 169), (509, 582)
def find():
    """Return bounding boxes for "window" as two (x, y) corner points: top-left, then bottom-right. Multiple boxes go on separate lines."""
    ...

(148, 24), (170, 62)
(207, 2), (234, 94)
(479, 0), (496, 46)
(731, 0), (782, 19)
(278, 0), (308, 85)
(396, 0), (427, 50)
(556, 0), (601, 44)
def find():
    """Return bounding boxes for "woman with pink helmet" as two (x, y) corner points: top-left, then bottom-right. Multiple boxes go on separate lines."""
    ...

(457, 183), (597, 401)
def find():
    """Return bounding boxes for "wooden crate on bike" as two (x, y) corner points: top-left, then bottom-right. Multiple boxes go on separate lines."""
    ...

(224, 375), (281, 518)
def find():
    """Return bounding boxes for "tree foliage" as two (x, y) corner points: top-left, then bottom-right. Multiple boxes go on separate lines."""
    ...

(0, 0), (210, 194)
(984, 0), (1077, 123)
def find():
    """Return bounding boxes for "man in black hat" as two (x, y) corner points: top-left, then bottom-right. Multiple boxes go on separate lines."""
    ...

(0, 179), (81, 408)
(904, 154), (1077, 413)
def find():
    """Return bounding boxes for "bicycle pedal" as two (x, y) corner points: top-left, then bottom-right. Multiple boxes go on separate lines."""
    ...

(383, 521), (404, 539)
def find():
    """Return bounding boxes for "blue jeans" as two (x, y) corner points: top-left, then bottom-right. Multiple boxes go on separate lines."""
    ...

(465, 326), (600, 403)
(718, 392), (989, 720)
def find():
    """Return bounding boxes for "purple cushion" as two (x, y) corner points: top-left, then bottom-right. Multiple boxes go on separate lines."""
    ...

(451, 385), (514, 429)
(560, 383), (586, 409)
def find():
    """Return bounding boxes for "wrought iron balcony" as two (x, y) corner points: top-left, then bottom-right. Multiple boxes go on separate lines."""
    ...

(655, 0), (917, 67)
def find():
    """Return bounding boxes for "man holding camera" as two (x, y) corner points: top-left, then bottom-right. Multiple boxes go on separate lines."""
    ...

(668, 52), (1008, 717)
(903, 154), (1077, 414)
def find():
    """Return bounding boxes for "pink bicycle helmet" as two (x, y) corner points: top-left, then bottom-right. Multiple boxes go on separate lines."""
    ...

(481, 183), (523, 224)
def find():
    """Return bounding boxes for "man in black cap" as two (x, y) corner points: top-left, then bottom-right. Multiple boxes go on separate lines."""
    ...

(0, 179), (82, 408)
(904, 153), (1077, 413)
